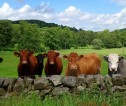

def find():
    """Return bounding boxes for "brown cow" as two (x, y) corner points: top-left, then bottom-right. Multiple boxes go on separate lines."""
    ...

(63, 52), (81, 76)
(14, 50), (38, 78)
(44, 50), (63, 76)
(79, 53), (101, 74)
(63, 52), (101, 76)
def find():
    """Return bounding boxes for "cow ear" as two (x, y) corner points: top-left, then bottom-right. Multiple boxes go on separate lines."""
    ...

(14, 52), (20, 57)
(56, 52), (60, 57)
(103, 56), (108, 61)
(78, 55), (84, 60)
(43, 53), (47, 58)
(119, 56), (124, 61)
(63, 55), (68, 60)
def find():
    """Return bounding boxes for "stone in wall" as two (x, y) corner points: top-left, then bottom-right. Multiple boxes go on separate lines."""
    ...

(49, 75), (63, 86)
(112, 74), (126, 86)
(34, 77), (50, 90)
(62, 76), (77, 87)
(13, 78), (25, 92)
(0, 88), (6, 96)
(0, 78), (6, 87)
(24, 77), (34, 91)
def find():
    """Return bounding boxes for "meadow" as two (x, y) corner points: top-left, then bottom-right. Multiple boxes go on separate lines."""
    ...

(0, 48), (126, 106)
(0, 48), (126, 77)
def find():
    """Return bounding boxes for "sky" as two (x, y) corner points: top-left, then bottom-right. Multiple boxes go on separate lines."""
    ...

(0, 0), (126, 31)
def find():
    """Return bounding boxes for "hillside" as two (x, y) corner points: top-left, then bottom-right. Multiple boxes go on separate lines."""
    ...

(12, 19), (78, 32)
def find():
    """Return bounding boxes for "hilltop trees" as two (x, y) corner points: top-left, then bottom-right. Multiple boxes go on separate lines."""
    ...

(0, 20), (13, 49)
(0, 20), (126, 51)
(11, 21), (42, 51)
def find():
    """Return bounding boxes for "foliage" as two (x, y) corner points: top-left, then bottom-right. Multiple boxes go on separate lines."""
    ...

(0, 20), (13, 49)
(92, 39), (103, 49)
(0, 20), (126, 51)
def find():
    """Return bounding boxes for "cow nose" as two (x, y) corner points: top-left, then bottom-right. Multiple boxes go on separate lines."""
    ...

(71, 65), (77, 70)
(111, 68), (116, 71)
(22, 61), (27, 64)
(50, 62), (54, 64)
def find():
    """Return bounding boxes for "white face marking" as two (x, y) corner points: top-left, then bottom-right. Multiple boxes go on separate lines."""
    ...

(108, 54), (119, 72)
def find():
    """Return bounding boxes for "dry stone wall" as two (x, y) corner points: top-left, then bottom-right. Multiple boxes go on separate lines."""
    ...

(0, 74), (126, 98)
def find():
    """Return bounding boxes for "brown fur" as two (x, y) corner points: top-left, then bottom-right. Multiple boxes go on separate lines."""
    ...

(44, 50), (63, 76)
(14, 50), (38, 78)
(64, 53), (101, 76)
(64, 52), (81, 76)
(79, 54), (101, 74)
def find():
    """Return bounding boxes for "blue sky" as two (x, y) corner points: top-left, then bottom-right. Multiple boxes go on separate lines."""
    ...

(0, 0), (126, 31)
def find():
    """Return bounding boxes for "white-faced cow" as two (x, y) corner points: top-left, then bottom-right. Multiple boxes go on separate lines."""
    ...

(103, 53), (125, 76)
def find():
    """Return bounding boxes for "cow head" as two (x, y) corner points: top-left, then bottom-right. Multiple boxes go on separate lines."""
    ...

(0, 58), (3, 63)
(35, 54), (45, 64)
(63, 52), (83, 72)
(43, 50), (60, 65)
(103, 53), (124, 73)
(14, 50), (34, 64)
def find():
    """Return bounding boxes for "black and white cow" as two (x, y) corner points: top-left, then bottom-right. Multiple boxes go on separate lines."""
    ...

(0, 58), (3, 63)
(103, 53), (125, 76)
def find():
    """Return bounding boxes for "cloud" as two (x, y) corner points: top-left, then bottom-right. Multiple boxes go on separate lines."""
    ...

(0, 2), (126, 31)
(111, 0), (126, 6)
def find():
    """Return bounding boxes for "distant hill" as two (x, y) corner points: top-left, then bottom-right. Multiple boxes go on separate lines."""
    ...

(12, 19), (78, 32)
(12, 19), (58, 27)
(119, 28), (126, 32)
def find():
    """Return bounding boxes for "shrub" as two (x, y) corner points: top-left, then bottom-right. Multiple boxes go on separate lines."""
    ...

(92, 39), (103, 49)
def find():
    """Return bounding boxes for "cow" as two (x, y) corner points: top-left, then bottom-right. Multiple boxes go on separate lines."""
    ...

(0, 58), (3, 63)
(79, 53), (101, 75)
(14, 50), (38, 78)
(103, 53), (125, 76)
(35, 54), (45, 77)
(63, 52), (81, 76)
(63, 53), (101, 76)
(44, 50), (63, 76)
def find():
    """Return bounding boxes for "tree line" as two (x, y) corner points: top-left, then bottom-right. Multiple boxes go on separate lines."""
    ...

(0, 20), (126, 51)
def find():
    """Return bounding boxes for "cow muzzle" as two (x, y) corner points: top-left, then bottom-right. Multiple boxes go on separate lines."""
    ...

(22, 61), (28, 64)
(70, 65), (77, 70)
(50, 62), (54, 65)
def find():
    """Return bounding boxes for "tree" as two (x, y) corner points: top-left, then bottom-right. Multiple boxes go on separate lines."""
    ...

(92, 39), (103, 49)
(0, 20), (13, 49)
(17, 21), (41, 51)
(43, 27), (61, 50)
(59, 27), (73, 49)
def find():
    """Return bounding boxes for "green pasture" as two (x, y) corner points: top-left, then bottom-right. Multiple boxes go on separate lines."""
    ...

(0, 48), (126, 77)
(0, 90), (126, 106)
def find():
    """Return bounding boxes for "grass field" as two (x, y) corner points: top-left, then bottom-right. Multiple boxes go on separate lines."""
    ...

(0, 48), (126, 77)
(0, 90), (126, 106)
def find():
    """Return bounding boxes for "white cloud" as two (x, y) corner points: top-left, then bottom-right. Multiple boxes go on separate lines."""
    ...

(19, 5), (31, 13)
(0, 2), (126, 31)
(0, 3), (13, 17)
(112, 0), (126, 6)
